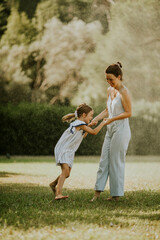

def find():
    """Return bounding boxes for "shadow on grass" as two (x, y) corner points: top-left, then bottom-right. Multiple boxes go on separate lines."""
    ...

(0, 172), (22, 178)
(0, 157), (54, 163)
(0, 183), (160, 229)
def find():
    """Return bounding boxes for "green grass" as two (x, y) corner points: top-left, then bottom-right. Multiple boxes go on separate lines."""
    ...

(0, 156), (160, 240)
(0, 185), (160, 240)
(1, 184), (160, 228)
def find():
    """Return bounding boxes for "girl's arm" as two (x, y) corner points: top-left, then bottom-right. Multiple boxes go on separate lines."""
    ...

(105, 88), (132, 125)
(80, 120), (107, 136)
(83, 132), (88, 138)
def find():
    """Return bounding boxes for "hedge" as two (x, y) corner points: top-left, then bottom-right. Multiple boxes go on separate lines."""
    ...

(0, 103), (159, 156)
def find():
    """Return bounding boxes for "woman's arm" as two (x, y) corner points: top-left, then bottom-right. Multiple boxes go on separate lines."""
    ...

(91, 87), (110, 125)
(93, 109), (108, 122)
(105, 88), (132, 125)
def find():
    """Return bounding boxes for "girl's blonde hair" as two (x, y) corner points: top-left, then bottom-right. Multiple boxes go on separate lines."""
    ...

(62, 103), (93, 123)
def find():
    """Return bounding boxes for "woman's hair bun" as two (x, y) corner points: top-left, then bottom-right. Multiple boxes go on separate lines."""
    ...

(117, 62), (122, 68)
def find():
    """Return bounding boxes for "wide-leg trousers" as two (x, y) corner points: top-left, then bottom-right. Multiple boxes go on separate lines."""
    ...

(95, 120), (131, 196)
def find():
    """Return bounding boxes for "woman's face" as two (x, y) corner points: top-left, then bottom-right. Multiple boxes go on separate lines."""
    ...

(106, 73), (121, 88)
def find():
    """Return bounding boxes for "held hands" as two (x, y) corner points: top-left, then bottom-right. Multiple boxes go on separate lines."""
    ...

(89, 118), (113, 127)
(88, 119), (98, 127)
(103, 118), (113, 125)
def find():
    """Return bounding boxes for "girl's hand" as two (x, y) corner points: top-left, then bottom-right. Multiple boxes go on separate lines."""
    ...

(89, 119), (98, 127)
(103, 118), (113, 125)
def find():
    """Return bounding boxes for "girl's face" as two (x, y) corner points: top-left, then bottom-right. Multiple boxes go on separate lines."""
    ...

(83, 110), (94, 124)
(106, 73), (121, 88)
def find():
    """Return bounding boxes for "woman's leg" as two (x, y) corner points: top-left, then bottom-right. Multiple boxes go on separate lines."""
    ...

(95, 133), (111, 191)
(56, 163), (71, 199)
(91, 133), (111, 201)
(90, 191), (101, 202)
(109, 126), (131, 197)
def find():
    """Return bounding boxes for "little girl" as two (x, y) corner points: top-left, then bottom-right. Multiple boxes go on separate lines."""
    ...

(49, 103), (108, 200)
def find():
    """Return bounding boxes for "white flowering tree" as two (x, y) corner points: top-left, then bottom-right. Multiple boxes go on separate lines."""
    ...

(21, 17), (102, 104)
(0, 14), (102, 104)
(38, 18), (102, 104)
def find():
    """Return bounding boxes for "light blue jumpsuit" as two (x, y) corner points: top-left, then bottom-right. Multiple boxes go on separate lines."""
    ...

(95, 91), (131, 196)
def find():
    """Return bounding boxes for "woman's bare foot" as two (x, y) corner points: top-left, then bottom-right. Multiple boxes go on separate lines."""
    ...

(49, 183), (57, 194)
(55, 194), (69, 200)
(106, 196), (120, 201)
(90, 191), (101, 202)
(90, 195), (100, 202)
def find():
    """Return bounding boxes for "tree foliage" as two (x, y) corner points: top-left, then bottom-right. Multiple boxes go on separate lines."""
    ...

(0, 13), (102, 104)
(0, 0), (159, 105)
(41, 18), (101, 104)
(0, 7), (37, 46)
(73, 0), (160, 105)
(0, 0), (11, 38)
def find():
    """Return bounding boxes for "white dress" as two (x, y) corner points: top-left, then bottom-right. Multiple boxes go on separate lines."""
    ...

(54, 120), (86, 168)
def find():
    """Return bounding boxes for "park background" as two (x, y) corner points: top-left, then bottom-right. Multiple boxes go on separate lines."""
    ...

(0, 0), (160, 156)
(0, 0), (160, 240)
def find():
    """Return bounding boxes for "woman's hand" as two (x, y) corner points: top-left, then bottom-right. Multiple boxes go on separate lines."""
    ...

(103, 118), (113, 125)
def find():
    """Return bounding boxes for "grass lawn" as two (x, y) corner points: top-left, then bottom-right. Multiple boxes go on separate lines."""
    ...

(0, 156), (160, 240)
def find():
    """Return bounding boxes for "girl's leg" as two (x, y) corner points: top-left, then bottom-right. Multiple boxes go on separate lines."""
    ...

(56, 163), (71, 199)
(49, 175), (60, 194)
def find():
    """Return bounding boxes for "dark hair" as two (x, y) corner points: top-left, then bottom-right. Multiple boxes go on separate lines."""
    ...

(105, 62), (123, 80)
(62, 103), (93, 123)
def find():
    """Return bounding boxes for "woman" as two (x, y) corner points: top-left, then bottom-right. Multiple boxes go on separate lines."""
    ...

(91, 62), (131, 201)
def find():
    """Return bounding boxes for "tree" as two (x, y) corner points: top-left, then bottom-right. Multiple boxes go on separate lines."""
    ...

(0, 7), (37, 46)
(0, 44), (33, 103)
(0, 17), (102, 104)
(0, 44), (30, 83)
(73, 0), (160, 105)
(0, 0), (11, 38)
(34, 17), (102, 104)
(34, 0), (110, 35)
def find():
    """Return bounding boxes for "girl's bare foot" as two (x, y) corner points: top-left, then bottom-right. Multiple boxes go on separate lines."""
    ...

(49, 183), (57, 194)
(55, 194), (69, 200)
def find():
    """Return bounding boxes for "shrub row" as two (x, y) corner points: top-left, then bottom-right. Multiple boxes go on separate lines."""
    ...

(0, 103), (159, 156)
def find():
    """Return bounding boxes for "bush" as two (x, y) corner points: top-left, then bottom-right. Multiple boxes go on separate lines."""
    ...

(0, 103), (72, 155)
(0, 103), (159, 156)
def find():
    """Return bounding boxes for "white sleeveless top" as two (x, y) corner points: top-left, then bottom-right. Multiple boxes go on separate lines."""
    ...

(54, 120), (86, 168)
(107, 90), (129, 127)
(107, 92), (124, 118)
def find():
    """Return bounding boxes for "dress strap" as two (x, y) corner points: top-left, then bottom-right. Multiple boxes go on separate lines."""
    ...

(69, 120), (87, 134)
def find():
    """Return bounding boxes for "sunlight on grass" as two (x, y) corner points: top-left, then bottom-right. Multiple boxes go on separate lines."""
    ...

(0, 185), (160, 240)
(1, 224), (159, 240)
(0, 156), (160, 240)
(0, 155), (160, 163)
(0, 161), (160, 191)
